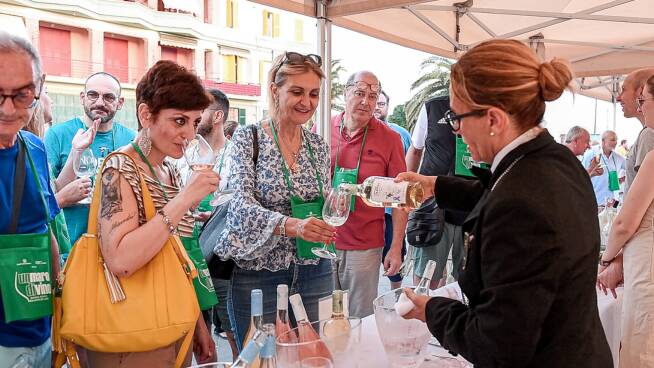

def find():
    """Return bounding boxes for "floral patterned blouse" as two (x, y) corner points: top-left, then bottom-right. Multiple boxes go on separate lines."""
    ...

(215, 122), (332, 271)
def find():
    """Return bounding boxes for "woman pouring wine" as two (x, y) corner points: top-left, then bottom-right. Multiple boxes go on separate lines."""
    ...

(396, 40), (612, 367)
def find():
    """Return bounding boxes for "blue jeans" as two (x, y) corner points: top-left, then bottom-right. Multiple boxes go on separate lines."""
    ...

(227, 259), (333, 350)
(382, 213), (406, 282)
(0, 337), (51, 368)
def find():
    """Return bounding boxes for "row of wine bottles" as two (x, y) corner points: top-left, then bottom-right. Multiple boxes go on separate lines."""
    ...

(237, 284), (351, 367)
(339, 176), (425, 209)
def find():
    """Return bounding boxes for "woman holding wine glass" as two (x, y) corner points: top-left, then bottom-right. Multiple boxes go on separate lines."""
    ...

(215, 52), (335, 349)
(397, 40), (612, 367)
(80, 60), (218, 366)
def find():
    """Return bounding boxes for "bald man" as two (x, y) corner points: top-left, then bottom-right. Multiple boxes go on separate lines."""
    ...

(616, 68), (654, 193)
(329, 71), (407, 318)
(582, 130), (626, 205)
(45, 72), (136, 245)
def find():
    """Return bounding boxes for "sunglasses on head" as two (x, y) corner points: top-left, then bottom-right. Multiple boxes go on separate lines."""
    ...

(282, 52), (322, 67)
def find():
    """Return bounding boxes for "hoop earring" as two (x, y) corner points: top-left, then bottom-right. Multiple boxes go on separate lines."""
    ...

(138, 128), (152, 156)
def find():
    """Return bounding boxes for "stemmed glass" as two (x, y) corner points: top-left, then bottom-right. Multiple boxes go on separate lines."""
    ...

(312, 187), (351, 259)
(209, 146), (235, 207)
(183, 134), (218, 212)
(73, 148), (97, 204)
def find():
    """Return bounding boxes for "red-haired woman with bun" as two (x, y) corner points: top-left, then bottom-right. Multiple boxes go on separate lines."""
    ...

(397, 40), (612, 367)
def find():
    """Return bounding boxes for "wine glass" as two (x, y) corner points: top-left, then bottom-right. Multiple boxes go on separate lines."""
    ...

(73, 148), (97, 204)
(209, 147), (235, 207)
(312, 187), (351, 259)
(183, 134), (217, 213)
(301, 357), (334, 368)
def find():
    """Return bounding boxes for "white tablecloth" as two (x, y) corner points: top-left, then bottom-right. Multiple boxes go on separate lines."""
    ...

(357, 283), (622, 367)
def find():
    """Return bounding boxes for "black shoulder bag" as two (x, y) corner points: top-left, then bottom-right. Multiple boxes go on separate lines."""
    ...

(200, 125), (259, 280)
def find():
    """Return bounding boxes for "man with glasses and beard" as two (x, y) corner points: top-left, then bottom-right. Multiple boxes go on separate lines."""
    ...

(45, 72), (136, 245)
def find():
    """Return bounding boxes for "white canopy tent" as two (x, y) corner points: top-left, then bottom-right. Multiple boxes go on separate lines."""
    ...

(249, 0), (654, 136)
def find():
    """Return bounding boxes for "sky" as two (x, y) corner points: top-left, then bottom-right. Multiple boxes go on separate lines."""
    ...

(330, 26), (643, 146)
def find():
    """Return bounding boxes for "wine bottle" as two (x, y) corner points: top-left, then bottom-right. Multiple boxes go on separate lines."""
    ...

(275, 284), (296, 343)
(288, 293), (333, 361)
(243, 289), (263, 368)
(233, 329), (267, 368)
(339, 176), (424, 209)
(322, 290), (351, 352)
(323, 290), (350, 337)
(258, 323), (277, 368)
(415, 260), (437, 295)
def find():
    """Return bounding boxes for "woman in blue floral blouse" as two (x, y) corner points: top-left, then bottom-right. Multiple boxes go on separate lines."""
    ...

(215, 52), (336, 347)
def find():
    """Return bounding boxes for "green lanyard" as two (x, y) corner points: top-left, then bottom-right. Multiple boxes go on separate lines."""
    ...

(334, 116), (369, 172)
(600, 153), (617, 171)
(17, 132), (50, 223)
(131, 142), (170, 201)
(269, 121), (323, 196)
(217, 141), (230, 176)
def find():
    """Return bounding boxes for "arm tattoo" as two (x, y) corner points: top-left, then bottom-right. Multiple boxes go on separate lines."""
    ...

(101, 169), (123, 219)
(109, 212), (136, 234)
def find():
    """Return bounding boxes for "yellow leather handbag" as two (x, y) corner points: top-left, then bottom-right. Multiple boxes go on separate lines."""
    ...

(55, 152), (200, 367)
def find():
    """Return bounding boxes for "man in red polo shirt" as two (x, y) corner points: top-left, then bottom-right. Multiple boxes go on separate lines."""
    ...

(330, 71), (407, 318)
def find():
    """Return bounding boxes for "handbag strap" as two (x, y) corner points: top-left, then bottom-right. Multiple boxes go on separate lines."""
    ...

(8, 136), (26, 234)
(87, 151), (156, 235)
(175, 328), (195, 368)
(87, 151), (196, 276)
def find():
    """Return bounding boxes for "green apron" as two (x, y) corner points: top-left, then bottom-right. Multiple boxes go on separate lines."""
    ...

(270, 122), (326, 260)
(601, 154), (621, 192)
(455, 136), (489, 177)
(181, 226), (218, 310)
(332, 118), (369, 211)
(0, 133), (53, 323)
(131, 143), (217, 310)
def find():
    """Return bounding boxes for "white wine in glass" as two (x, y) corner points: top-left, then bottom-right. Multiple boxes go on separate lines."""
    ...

(312, 188), (351, 259)
(73, 148), (97, 204)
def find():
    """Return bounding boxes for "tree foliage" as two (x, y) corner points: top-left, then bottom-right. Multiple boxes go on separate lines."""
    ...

(331, 59), (347, 112)
(405, 57), (452, 132)
(387, 104), (408, 130)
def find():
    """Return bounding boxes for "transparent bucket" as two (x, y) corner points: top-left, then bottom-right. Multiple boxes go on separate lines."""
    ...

(373, 288), (431, 368)
(275, 317), (362, 368)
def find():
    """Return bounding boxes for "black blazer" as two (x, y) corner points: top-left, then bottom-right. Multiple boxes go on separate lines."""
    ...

(427, 130), (612, 368)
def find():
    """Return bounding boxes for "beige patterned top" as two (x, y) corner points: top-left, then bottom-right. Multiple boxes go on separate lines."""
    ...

(103, 154), (195, 237)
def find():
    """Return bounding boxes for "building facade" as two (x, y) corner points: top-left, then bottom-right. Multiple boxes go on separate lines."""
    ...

(1, 0), (316, 130)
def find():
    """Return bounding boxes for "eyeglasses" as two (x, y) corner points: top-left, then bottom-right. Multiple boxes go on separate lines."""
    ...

(346, 81), (381, 93)
(636, 96), (654, 109)
(282, 52), (322, 67)
(85, 90), (118, 104)
(0, 77), (44, 109)
(438, 109), (487, 132)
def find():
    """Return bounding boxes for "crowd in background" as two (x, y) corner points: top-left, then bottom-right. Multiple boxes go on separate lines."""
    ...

(1, 28), (654, 368)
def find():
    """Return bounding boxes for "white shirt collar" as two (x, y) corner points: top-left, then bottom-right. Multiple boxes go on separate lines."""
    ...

(491, 127), (542, 172)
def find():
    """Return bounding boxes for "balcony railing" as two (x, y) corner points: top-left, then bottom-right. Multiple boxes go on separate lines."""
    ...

(41, 57), (145, 84)
(203, 79), (261, 97)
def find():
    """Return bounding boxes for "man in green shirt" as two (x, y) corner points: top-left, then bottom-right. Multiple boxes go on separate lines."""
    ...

(45, 72), (136, 245)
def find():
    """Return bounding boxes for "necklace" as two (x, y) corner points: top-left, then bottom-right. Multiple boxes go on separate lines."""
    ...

(273, 121), (302, 173)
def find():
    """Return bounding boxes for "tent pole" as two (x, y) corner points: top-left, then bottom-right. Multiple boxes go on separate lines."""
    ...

(316, 0), (332, 144)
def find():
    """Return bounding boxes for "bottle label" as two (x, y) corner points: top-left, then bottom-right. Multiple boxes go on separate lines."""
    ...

(370, 178), (408, 204)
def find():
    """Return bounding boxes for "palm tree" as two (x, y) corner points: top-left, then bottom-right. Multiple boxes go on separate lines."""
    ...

(331, 59), (347, 112)
(405, 57), (453, 132)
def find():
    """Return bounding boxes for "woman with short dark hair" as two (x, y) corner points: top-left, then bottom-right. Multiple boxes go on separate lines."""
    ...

(83, 60), (218, 366)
